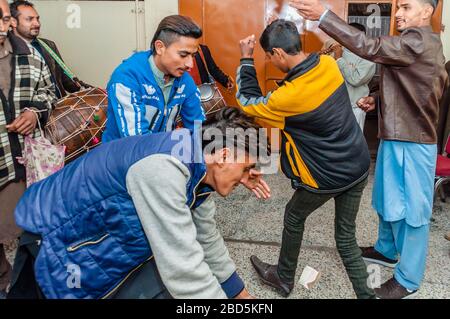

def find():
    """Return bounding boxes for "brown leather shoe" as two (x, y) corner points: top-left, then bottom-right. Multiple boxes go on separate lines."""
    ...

(445, 232), (450, 241)
(250, 255), (294, 297)
(360, 246), (398, 268)
(374, 277), (418, 299)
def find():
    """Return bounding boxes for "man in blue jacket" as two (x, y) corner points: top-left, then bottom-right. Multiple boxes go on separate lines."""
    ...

(102, 15), (206, 142)
(10, 108), (271, 299)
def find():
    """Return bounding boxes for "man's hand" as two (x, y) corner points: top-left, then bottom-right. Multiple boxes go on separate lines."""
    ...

(227, 76), (235, 92)
(266, 14), (279, 25)
(74, 77), (93, 89)
(289, 0), (327, 21)
(240, 35), (256, 59)
(333, 44), (343, 60)
(234, 288), (256, 299)
(357, 96), (376, 113)
(241, 168), (271, 199)
(6, 110), (38, 136)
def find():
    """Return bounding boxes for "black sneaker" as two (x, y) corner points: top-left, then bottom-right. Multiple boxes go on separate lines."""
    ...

(375, 277), (418, 299)
(361, 246), (398, 268)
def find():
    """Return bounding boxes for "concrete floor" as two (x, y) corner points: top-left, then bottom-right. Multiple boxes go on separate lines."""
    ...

(4, 164), (450, 299)
(214, 165), (450, 299)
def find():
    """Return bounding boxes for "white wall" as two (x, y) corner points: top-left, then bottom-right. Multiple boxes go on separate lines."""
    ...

(23, 0), (450, 86)
(32, 0), (178, 88)
(145, 0), (179, 46)
(442, 0), (450, 61)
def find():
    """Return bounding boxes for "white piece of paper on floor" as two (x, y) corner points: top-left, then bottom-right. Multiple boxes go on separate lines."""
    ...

(298, 266), (321, 289)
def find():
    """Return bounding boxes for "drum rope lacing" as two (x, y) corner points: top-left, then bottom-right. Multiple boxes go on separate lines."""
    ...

(45, 88), (108, 161)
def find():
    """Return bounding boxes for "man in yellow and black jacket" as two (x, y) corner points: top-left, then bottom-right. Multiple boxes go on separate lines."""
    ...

(237, 20), (374, 299)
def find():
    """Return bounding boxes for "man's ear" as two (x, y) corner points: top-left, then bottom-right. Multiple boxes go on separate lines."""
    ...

(423, 4), (434, 20)
(154, 40), (166, 55)
(272, 48), (285, 60)
(215, 148), (231, 167)
(11, 17), (17, 28)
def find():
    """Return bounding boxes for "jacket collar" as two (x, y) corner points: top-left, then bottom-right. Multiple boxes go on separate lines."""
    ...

(0, 37), (13, 59)
(146, 50), (181, 89)
(279, 53), (320, 86)
(8, 32), (31, 56)
(401, 25), (433, 34)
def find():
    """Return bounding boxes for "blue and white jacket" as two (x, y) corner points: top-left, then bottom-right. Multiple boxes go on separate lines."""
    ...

(102, 51), (205, 143)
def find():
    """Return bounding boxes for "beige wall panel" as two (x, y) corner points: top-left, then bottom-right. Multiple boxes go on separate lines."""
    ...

(34, 1), (177, 88)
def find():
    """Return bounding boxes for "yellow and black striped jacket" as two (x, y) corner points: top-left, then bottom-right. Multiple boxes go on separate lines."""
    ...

(236, 53), (370, 193)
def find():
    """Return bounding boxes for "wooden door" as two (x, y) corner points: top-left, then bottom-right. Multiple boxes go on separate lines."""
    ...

(180, 0), (281, 149)
(179, 0), (267, 106)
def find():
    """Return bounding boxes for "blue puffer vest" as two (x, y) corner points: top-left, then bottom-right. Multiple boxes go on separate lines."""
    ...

(14, 129), (212, 299)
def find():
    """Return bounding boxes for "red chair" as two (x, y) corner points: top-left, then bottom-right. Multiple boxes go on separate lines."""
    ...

(435, 135), (450, 202)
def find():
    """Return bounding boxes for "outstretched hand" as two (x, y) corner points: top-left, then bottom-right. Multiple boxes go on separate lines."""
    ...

(289, 0), (327, 21)
(241, 168), (271, 200)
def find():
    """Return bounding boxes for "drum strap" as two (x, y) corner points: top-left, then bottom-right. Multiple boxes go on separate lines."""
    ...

(37, 39), (77, 80)
(197, 46), (214, 84)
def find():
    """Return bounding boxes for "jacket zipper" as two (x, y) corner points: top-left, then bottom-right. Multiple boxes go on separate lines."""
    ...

(101, 255), (154, 299)
(157, 81), (178, 132)
(67, 233), (110, 252)
(189, 172), (208, 209)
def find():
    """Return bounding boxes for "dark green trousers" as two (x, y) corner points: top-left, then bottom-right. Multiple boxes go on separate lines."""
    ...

(278, 177), (375, 299)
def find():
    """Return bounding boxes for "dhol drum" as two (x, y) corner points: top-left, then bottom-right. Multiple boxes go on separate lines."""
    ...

(198, 83), (227, 119)
(44, 87), (108, 162)
(176, 83), (227, 128)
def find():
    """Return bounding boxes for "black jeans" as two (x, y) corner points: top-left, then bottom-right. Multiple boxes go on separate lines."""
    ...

(278, 177), (375, 299)
(8, 232), (171, 299)
(111, 258), (172, 299)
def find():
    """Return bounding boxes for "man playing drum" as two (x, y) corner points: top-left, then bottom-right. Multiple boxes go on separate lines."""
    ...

(102, 15), (206, 143)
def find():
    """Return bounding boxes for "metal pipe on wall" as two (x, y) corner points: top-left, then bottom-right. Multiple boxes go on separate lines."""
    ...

(135, 0), (140, 51)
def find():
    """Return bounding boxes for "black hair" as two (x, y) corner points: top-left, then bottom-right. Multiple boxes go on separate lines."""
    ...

(421, 0), (439, 11)
(9, 0), (35, 20)
(259, 19), (302, 55)
(151, 15), (202, 52)
(202, 108), (271, 158)
(349, 22), (366, 33)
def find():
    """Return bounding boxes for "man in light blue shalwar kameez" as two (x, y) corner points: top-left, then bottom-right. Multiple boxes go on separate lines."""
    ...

(372, 140), (437, 294)
(290, 0), (449, 298)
